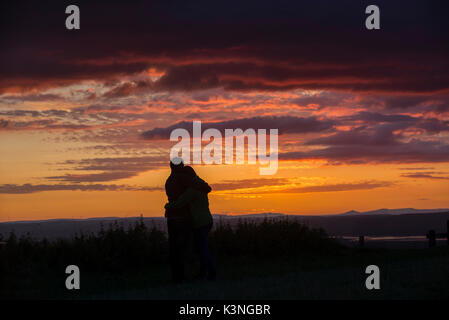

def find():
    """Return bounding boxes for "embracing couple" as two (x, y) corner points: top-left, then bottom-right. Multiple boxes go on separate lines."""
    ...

(164, 158), (216, 284)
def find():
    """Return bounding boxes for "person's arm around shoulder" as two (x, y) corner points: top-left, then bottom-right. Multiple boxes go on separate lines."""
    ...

(164, 188), (198, 209)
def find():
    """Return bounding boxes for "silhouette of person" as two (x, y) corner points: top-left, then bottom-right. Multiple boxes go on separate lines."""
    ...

(165, 158), (191, 283)
(165, 165), (216, 281)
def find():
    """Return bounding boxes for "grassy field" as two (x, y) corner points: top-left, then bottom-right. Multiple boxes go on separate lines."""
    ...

(78, 249), (449, 300)
(1, 218), (448, 300)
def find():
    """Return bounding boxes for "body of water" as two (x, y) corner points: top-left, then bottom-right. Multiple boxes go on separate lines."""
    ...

(333, 235), (448, 249)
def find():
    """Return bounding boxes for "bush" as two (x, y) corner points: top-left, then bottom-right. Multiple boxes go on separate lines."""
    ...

(0, 217), (168, 276)
(0, 217), (340, 278)
(210, 218), (340, 257)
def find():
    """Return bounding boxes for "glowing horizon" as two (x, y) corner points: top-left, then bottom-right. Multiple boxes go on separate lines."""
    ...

(1, 2), (448, 222)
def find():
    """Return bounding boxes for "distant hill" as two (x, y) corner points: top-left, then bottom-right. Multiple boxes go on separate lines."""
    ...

(339, 208), (449, 216)
(1, 209), (448, 240)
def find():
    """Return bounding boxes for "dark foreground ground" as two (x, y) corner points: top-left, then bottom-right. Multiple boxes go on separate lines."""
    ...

(1, 219), (448, 300)
(3, 247), (449, 300)
(88, 248), (449, 300)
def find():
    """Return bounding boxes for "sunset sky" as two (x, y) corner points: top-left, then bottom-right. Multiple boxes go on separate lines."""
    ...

(1, 0), (448, 221)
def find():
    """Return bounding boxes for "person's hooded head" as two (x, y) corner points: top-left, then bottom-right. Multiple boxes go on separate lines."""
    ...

(169, 157), (184, 173)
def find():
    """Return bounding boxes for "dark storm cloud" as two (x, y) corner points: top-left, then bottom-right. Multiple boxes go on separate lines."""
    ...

(210, 178), (393, 193)
(46, 171), (140, 183)
(47, 156), (168, 182)
(0, 119), (9, 128)
(345, 112), (417, 123)
(0, 106), (145, 131)
(282, 139), (449, 164)
(152, 62), (449, 93)
(292, 92), (349, 108)
(102, 80), (153, 98)
(299, 113), (449, 155)
(400, 173), (449, 180)
(332, 112), (449, 136)
(212, 178), (291, 191)
(305, 125), (400, 147)
(0, 93), (63, 102)
(141, 116), (335, 139)
(228, 181), (394, 194)
(0, 183), (161, 194)
(0, 118), (92, 131)
(352, 94), (449, 112)
(64, 156), (167, 172)
(1, 0), (448, 94)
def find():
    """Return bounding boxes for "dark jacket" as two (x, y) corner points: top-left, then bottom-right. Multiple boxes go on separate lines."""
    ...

(164, 168), (211, 219)
(165, 172), (189, 219)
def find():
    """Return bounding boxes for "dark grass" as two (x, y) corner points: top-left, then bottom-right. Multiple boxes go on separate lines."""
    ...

(1, 217), (448, 300)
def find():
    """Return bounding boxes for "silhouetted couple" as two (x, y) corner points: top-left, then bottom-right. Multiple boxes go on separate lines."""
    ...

(164, 158), (216, 283)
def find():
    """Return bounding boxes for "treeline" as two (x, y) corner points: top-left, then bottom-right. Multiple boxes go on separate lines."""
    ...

(0, 218), (341, 276)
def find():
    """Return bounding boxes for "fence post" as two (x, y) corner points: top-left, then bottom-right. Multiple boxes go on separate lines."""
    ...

(359, 236), (365, 248)
(427, 230), (436, 248)
(447, 220), (449, 246)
